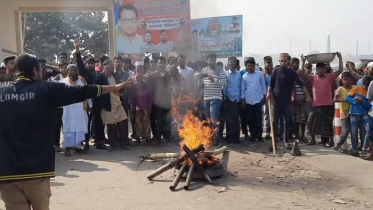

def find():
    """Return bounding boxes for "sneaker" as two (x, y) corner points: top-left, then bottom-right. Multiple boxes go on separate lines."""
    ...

(264, 133), (271, 139)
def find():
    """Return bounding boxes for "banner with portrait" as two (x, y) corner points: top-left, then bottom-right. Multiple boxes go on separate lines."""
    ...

(191, 15), (243, 58)
(113, 0), (192, 55)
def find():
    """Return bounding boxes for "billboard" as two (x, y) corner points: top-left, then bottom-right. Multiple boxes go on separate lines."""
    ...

(113, 0), (192, 55)
(191, 15), (243, 58)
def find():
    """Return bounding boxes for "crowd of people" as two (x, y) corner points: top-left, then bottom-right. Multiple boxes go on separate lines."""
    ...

(2, 42), (373, 161)
(1, 39), (373, 209)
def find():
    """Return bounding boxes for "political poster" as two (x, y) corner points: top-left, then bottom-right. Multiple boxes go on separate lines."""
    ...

(191, 15), (243, 57)
(113, 0), (192, 55)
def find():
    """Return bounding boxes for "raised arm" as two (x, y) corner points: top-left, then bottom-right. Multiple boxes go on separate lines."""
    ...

(334, 52), (343, 79)
(299, 54), (310, 81)
(74, 39), (87, 79)
(48, 81), (131, 108)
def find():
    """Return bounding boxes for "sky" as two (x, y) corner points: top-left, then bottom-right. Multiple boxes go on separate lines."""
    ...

(190, 0), (372, 56)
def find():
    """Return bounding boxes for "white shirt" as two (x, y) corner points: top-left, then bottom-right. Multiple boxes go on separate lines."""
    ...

(117, 34), (144, 54)
(178, 66), (195, 95)
(156, 41), (174, 52)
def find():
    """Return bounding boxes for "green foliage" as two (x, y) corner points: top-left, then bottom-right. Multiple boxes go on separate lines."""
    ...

(22, 12), (109, 62)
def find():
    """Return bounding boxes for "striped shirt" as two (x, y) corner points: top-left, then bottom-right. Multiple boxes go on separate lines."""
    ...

(201, 67), (227, 101)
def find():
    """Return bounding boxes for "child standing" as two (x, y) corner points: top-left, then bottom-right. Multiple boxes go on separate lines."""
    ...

(346, 75), (373, 157)
(333, 72), (354, 153)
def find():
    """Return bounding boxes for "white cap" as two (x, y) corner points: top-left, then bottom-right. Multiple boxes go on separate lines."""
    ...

(368, 62), (373, 69)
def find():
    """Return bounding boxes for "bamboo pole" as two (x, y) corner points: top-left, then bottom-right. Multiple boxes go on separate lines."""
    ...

(146, 145), (205, 181)
(184, 164), (194, 190)
(268, 99), (277, 156)
(169, 162), (188, 191)
(147, 153), (181, 160)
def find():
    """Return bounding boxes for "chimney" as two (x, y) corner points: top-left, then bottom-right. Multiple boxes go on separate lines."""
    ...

(327, 35), (330, 53)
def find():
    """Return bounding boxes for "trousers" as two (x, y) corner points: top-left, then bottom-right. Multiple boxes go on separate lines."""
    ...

(0, 178), (51, 210)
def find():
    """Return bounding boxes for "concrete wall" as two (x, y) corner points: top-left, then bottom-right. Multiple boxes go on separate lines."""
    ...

(0, 0), (18, 59)
(0, 0), (114, 60)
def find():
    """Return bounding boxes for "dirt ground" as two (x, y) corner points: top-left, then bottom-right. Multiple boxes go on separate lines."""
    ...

(1, 139), (372, 210)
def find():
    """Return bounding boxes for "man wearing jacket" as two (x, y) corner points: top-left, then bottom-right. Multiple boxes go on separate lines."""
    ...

(0, 53), (130, 210)
(75, 39), (107, 150)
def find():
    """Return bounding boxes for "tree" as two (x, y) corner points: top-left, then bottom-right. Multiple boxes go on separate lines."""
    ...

(22, 12), (109, 62)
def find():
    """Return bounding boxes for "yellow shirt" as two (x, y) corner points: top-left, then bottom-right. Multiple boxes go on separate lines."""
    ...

(336, 86), (354, 119)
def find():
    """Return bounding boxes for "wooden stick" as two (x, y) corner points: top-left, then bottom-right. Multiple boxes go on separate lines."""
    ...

(268, 99), (277, 156)
(147, 153), (181, 160)
(184, 164), (195, 190)
(169, 162), (188, 191)
(182, 145), (212, 184)
(146, 145), (205, 181)
(201, 146), (228, 156)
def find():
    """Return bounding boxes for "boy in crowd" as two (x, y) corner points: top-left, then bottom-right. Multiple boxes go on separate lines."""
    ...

(346, 76), (373, 156)
(334, 72), (354, 153)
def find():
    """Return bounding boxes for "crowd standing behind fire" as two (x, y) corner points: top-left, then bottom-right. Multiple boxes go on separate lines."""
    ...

(1, 38), (373, 209)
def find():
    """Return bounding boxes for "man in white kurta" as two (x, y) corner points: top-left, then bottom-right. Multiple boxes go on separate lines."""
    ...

(60, 64), (89, 156)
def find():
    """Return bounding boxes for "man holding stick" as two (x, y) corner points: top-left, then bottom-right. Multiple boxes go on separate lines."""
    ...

(267, 53), (312, 150)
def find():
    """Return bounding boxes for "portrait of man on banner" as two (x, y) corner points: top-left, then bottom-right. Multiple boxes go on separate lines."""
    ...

(114, 0), (192, 55)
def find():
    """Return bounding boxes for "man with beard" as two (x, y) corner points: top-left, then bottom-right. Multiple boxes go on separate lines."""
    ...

(141, 31), (155, 53)
(156, 30), (175, 52)
(267, 53), (312, 149)
(117, 4), (144, 54)
(94, 60), (132, 150)
(1, 56), (16, 81)
(60, 64), (90, 156)
(75, 39), (105, 150)
(0, 54), (130, 210)
(262, 56), (274, 139)
(38, 58), (60, 81)
(299, 53), (343, 147)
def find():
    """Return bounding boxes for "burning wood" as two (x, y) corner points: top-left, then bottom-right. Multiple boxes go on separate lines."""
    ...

(146, 108), (229, 191)
(182, 144), (212, 184)
(146, 145), (205, 181)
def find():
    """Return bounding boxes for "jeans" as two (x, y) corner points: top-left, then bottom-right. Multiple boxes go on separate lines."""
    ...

(246, 103), (263, 139)
(350, 114), (369, 153)
(204, 99), (222, 128)
(369, 116), (373, 143)
(363, 116), (373, 148)
(272, 104), (292, 143)
(263, 103), (270, 134)
(337, 117), (351, 147)
(218, 99), (226, 139)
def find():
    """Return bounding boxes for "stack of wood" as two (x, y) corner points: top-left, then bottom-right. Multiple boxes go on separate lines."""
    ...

(146, 145), (228, 191)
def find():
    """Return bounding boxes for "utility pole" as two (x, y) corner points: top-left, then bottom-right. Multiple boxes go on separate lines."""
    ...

(356, 41), (359, 56)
